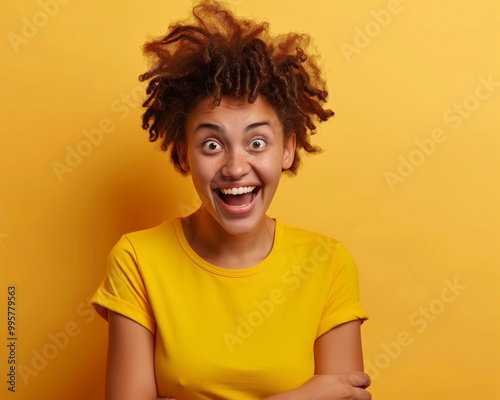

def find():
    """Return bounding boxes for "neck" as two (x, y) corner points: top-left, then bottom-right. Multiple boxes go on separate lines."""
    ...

(181, 207), (276, 269)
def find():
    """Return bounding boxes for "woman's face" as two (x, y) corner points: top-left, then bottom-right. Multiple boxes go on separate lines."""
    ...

(180, 95), (296, 236)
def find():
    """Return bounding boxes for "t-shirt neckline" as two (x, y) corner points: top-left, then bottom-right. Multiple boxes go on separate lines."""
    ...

(173, 217), (283, 277)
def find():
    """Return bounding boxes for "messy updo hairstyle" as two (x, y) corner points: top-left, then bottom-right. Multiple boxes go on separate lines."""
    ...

(139, 0), (334, 175)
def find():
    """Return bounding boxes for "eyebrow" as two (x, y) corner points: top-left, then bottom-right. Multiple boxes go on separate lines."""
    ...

(194, 121), (272, 134)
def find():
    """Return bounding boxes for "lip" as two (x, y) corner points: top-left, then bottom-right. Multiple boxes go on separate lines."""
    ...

(213, 186), (261, 216)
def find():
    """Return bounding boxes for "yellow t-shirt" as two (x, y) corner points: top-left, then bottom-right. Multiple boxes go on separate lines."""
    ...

(91, 218), (368, 399)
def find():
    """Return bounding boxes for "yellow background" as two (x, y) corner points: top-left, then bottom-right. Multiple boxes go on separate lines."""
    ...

(1, 0), (499, 398)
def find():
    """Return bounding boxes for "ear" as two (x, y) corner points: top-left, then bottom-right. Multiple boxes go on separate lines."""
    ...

(176, 140), (190, 173)
(282, 132), (296, 170)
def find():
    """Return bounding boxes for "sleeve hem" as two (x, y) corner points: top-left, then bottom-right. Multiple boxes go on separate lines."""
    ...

(91, 289), (156, 334)
(316, 303), (368, 338)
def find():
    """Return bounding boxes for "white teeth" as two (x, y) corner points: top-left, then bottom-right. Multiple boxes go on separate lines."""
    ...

(219, 186), (256, 195)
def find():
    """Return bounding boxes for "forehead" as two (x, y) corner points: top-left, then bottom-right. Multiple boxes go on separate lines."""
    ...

(187, 95), (282, 126)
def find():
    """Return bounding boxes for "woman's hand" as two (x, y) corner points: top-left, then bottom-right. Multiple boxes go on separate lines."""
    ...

(263, 372), (371, 400)
(306, 372), (371, 399)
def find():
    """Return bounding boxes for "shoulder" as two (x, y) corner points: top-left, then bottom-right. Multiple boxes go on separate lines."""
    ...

(277, 220), (357, 268)
(109, 219), (179, 259)
(124, 218), (176, 239)
(278, 220), (342, 252)
(121, 219), (177, 246)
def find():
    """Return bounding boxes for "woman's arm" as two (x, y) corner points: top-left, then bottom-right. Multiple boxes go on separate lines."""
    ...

(263, 320), (371, 400)
(314, 319), (364, 373)
(105, 310), (158, 400)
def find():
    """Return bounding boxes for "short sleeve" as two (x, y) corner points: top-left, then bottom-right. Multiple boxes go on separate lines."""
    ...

(91, 235), (156, 334)
(316, 241), (368, 338)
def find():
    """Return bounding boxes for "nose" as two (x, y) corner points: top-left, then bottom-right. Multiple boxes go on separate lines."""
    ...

(221, 149), (250, 179)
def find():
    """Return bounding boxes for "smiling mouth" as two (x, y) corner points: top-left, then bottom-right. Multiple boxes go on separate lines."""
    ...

(215, 186), (260, 208)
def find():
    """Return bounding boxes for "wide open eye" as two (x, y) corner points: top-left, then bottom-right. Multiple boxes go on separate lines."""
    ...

(249, 139), (266, 150)
(202, 140), (222, 151)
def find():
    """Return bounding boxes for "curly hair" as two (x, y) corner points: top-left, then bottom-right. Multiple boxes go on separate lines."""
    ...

(139, 0), (334, 175)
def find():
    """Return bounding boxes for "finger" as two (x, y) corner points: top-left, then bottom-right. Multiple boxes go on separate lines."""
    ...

(353, 386), (372, 400)
(349, 371), (371, 388)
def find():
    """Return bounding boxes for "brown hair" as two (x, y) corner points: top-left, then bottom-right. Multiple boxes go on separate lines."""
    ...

(139, 0), (334, 175)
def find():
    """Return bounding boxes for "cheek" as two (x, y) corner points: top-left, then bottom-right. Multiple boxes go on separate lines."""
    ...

(190, 157), (218, 187)
(269, 155), (283, 170)
(255, 157), (283, 184)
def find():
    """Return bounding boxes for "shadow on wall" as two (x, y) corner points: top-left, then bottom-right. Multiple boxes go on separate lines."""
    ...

(89, 155), (188, 253)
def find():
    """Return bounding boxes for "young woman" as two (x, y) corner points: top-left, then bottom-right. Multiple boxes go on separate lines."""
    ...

(91, 1), (371, 399)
